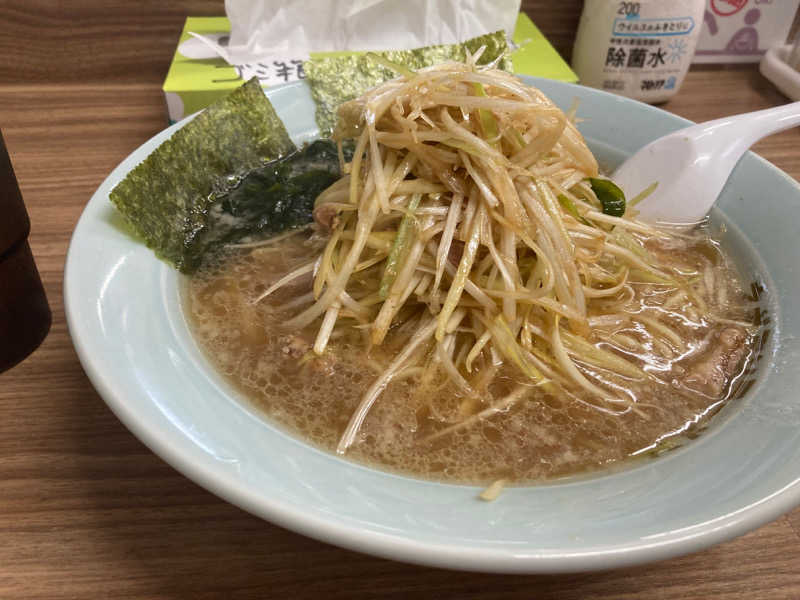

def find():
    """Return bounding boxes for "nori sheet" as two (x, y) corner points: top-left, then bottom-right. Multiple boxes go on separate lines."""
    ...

(304, 31), (513, 135)
(109, 77), (296, 273)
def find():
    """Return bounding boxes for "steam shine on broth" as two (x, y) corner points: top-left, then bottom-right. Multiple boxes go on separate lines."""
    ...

(186, 225), (759, 484)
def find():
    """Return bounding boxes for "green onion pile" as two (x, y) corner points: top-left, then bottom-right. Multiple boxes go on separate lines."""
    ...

(256, 55), (743, 454)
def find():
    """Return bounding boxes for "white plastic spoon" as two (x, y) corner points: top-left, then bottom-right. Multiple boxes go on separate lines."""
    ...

(612, 101), (800, 225)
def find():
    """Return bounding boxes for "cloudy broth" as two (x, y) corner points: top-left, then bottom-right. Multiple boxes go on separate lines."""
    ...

(184, 228), (762, 484)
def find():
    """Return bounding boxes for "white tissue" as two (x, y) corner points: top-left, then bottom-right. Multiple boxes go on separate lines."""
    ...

(194, 0), (520, 66)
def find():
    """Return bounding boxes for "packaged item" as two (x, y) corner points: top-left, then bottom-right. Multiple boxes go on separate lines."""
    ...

(571, 0), (706, 103)
(694, 0), (800, 64)
(216, 0), (520, 64)
(163, 13), (577, 123)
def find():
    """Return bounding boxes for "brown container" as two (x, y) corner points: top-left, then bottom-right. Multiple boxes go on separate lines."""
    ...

(0, 130), (51, 373)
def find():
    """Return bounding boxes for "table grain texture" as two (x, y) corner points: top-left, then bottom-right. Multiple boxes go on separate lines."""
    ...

(1, 1), (799, 598)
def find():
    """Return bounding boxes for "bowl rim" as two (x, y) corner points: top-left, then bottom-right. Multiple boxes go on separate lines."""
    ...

(64, 77), (800, 573)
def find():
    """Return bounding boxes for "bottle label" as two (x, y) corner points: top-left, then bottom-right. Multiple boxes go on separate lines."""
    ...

(602, 6), (699, 95)
(612, 16), (696, 37)
(573, 0), (706, 102)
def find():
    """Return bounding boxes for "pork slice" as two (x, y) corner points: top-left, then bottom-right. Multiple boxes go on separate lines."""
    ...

(313, 202), (339, 230)
(683, 327), (748, 398)
(279, 334), (311, 359)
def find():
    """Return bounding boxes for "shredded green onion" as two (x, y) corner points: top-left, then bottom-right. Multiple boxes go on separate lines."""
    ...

(365, 52), (417, 79)
(380, 193), (421, 298)
(628, 181), (658, 208)
(254, 61), (742, 475)
(471, 82), (499, 144)
(557, 193), (593, 226)
(485, 314), (545, 384)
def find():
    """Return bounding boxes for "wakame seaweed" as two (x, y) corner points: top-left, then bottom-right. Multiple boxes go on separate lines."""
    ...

(110, 78), (298, 273)
(200, 140), (343, 253)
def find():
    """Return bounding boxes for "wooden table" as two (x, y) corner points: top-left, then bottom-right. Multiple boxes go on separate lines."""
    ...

(2, 2), (799, 598)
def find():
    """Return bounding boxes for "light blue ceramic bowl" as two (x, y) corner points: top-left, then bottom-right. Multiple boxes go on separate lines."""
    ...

(64, 77), (800, 573)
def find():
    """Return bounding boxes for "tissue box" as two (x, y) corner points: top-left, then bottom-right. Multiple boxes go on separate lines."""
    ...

(162, 13), (577, 123)
(693, 0), (799, 63)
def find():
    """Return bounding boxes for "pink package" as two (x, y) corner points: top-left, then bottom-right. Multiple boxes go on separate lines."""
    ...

(693, 0), (799, 63)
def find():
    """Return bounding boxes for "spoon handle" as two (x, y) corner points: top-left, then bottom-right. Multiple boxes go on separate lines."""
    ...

(717, 101), (800, 156)
(618, 100), (800, 225)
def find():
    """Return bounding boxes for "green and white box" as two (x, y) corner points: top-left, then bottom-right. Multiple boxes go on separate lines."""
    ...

(163, 14), (577, 123)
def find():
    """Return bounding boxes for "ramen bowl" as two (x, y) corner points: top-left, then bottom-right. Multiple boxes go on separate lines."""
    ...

(64, 77), (800, 573)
